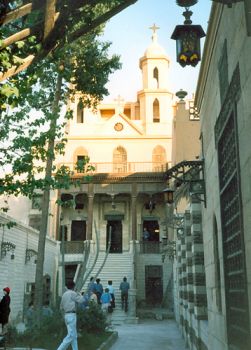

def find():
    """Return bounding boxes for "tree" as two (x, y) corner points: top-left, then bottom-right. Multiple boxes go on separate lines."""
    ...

(1, 18), (121, 325)
(0, 0), (137, 81)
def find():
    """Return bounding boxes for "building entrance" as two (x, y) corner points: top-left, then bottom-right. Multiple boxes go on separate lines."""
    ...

(106, 220), (122, 253)
(71, 220), (86, 241)
(145, 265), (163, 305)
(142, 220), (159, 241)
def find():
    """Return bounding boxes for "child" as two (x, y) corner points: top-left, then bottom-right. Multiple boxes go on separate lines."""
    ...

(100, 288), (111, 313)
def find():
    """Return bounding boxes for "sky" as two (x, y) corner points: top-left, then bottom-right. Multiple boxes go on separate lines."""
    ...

(101, 0), (212, 102)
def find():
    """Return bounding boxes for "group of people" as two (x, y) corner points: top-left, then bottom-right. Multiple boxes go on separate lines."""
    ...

(57, 276), (130, 350)
(85, 277), (116, 312)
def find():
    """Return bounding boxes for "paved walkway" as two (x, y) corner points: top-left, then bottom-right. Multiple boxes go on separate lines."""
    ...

(110, 319), (187, 350)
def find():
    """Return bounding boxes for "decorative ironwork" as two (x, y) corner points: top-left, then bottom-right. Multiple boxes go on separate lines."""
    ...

(1, 241), (16, 259)
(163, 213), (184, 229)
(218, 103), (251, 347)
(165, 160), (203, 183)
(162, 240), (176, 261)
(165, 160), (206, 206)
(25, 248), (38, 263)
(215, 64), (241, 143)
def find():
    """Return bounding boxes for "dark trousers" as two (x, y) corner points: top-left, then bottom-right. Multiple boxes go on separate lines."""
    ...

(121, 292), (128, 312)
(110, 293), (115, 308)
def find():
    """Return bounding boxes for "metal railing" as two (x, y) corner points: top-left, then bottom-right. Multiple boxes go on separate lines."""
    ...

(63, 241), (85, 254)
(56, 161), (170, 174)
(139, 241), (161, 254)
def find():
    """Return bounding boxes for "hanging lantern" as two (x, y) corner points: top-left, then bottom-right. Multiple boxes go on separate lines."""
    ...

(171, 5), (205, 67)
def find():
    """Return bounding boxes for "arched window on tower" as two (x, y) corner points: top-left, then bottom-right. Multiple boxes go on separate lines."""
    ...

(152, 145), (166, 171)
(113, 146), (127, 173)
(77, 101), (84, 123)
(153, 98), (160, 123)
(153, 67), (159, 88)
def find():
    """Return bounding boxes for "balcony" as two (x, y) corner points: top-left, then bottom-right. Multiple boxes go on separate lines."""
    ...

(139, 241), (162, 254)
(61, 241), (85, 254)
(56, 162), (170, 175)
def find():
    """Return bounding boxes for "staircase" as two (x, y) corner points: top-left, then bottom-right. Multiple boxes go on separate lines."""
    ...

(82, 252), (133, 324)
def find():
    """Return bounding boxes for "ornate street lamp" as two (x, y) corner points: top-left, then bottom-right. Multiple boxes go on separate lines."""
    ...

(163, 187), (175, 205)
(171, 0), (206, 67)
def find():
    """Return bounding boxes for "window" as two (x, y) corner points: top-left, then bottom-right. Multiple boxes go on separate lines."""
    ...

(77, 101), (84, 123)
(113, 146), (127, 173)
(31, 194), (42, 210)
(153, 67), (159, 88)
(152, 145), (166, 171)
(153, 98), (160, 123)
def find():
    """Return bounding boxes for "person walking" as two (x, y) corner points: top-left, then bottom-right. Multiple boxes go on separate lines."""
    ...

(94, 278), (103, 305)
(0, 287), (11, 335)
(107, 280), (115, 308)
(119, 277), (130, 312)
(87, 277), (95, 297)
(100, 288), (111, 313)
(56, 280), (84, 350)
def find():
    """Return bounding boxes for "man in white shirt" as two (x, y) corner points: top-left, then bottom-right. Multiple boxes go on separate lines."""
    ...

(57, 280), (84, 350)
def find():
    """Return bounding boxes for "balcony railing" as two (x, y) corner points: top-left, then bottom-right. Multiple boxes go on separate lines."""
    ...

(61, 241), (85, 254)
(139, 241), (161, 254)
(56, 162), (170, 174)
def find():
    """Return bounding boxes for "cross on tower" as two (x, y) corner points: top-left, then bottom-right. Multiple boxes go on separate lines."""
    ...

(114, 94), (124, 114)
(149, 23), (160, 35)
(149, 23), (160, 42)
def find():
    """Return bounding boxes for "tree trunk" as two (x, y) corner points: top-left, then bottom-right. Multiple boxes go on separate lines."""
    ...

(34, 72), (62, 325)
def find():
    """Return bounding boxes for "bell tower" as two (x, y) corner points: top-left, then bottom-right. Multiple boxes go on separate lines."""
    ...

(138, 25), (173, 135)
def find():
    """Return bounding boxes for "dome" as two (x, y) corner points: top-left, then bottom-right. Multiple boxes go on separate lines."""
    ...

(144, 31), (168, 58)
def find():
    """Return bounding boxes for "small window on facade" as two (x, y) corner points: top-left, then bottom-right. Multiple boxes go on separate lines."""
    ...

(31, 194), (42, 210)
(153, 98), (160, 123)
(77, 102), (84, 123)
(153, 67), (159, 88)
(75, 193), (84, 210)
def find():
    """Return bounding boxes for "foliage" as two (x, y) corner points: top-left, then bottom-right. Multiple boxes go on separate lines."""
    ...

(6, 309), (110, 350)
(78, 302), (108, 333)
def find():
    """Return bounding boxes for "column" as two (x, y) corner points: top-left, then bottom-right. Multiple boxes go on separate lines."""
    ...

(131, 183), (137, 240)
(87, 183), (94, 240)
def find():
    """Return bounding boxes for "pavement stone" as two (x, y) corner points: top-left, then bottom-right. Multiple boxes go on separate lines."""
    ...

(109, 319), (187, 350)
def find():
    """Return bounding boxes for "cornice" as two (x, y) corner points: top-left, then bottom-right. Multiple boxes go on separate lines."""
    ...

(195, 3), (224, 112)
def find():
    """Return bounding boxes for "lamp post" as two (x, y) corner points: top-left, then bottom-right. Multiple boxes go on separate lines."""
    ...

(171, 0), (206, 67)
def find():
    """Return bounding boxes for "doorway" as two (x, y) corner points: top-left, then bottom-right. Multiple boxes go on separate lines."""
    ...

(145, 265), (163, 305)
(71, 220), (86, 241)
(106, 220), (122, 253)
(142, 220), (159, 241)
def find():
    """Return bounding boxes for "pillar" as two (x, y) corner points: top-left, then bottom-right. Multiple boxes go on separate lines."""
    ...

(131, 183), (137, 240)
(87, 183), (94, 240)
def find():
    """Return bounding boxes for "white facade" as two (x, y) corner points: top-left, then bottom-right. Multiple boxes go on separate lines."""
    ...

(0, 213), (58, 323)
